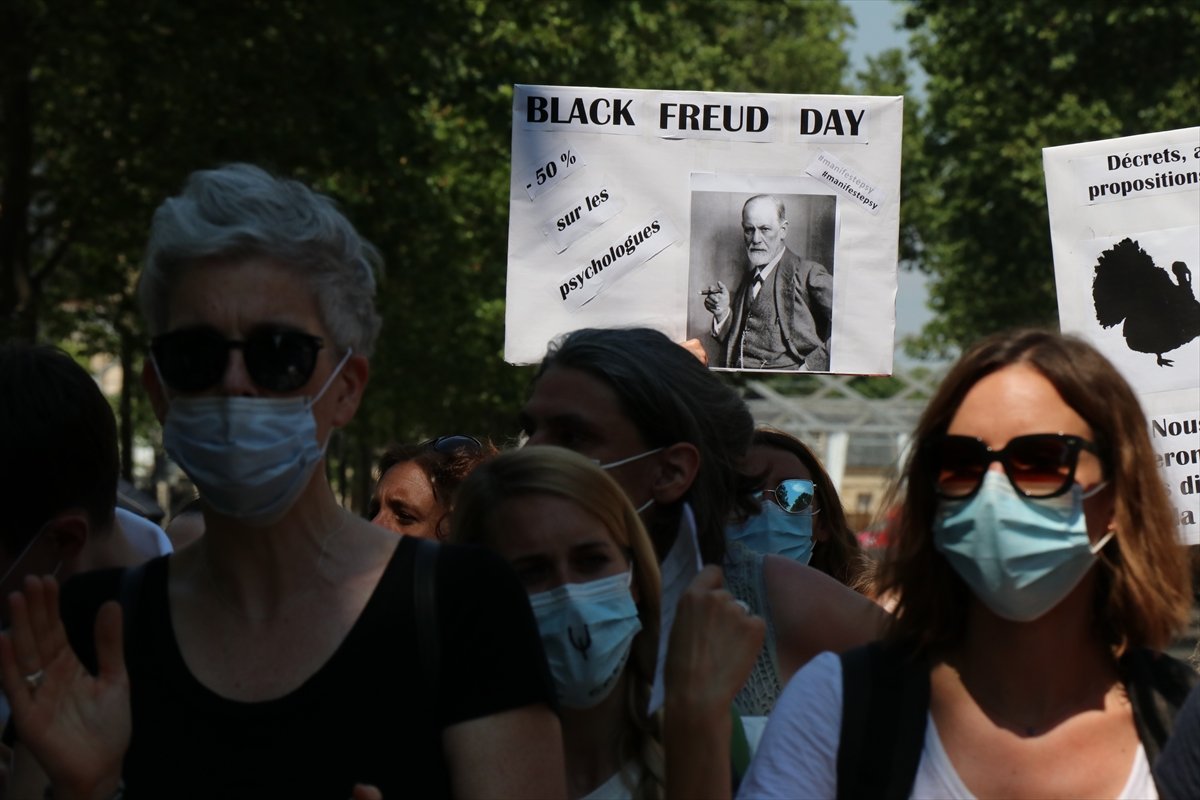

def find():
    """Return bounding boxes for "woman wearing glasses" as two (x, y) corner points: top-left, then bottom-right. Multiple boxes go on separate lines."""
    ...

(0, 165), (563, 799)
(452, 446), (670, 800)
(731, 429), (863, 585)
(723, 428), (866, 716)
(739, 328), (1195, 799)
(367, 435), (498, 540)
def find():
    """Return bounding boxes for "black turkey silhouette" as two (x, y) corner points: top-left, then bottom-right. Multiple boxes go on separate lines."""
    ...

(1092, 238), (1200, 367)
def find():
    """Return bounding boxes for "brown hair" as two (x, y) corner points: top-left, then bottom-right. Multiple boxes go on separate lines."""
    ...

(537, 327), (758, 567)
(366, 436), (498, 539)
(750, 428), (864, 588)
(452, 446), (664, 800)
(880, 328), (1190, 655)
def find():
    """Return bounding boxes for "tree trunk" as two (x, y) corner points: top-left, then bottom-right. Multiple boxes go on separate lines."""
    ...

(119, 328), (135, 481)
(0, 6), (35, 340)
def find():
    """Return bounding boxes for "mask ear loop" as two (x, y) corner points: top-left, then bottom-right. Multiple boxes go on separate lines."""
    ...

(1080, 477), (1115, 556)
(1090, 529), (1116, 555)
(0, 523), (52, 589)
(309, 348), (355, 456)
(307, 348), (354, 408)
(149, 354), (173, 412)
(598, 447), (665, 471)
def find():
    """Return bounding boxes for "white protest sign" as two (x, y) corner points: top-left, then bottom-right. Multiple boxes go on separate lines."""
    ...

(1150, 412), (1200, 537)
(1044, 127), (1200, 542)
(505, 85), (904, 375)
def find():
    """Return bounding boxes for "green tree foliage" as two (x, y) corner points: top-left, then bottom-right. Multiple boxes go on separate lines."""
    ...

(901, 1), (1200, 357)
(1, 0), (855, 507)
(853, 47), (925, 270)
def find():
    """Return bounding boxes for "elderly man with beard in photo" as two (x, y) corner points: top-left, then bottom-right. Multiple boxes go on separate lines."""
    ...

(704, 194), (832, 371)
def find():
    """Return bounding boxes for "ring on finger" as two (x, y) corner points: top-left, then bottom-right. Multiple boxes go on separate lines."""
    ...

(24, 668), (45, 690)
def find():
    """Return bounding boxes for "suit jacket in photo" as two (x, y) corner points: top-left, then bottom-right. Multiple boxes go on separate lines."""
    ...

(715, 247), (832, 370)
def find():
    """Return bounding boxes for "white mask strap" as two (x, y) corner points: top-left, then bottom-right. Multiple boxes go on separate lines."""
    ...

(635, 497), (654, 514)
(0, 523), (50, 589)
(1090, 529), (1116, 555)
(149, 354), (173, 411)
(308, 348), (354, 407)
(1080, 480), (1109, 500)
(599, 447), (664, 471)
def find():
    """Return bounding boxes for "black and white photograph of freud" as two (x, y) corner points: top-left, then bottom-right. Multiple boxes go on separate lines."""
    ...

(687, 188), (836, 371)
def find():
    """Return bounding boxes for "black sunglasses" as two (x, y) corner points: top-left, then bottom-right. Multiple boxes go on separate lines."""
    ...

(151, 326), (324, 393)
(421, 434), (483, 455)
(763, 478), (819, 515)
(929, 433), (1102, 500)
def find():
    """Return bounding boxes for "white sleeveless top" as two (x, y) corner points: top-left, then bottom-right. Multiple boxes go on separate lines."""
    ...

(738, 652), (1160, 800)
(912, 713), (1157, 799)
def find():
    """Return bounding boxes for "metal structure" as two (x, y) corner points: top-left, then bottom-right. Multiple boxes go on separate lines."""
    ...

(742, 367), (946, 493)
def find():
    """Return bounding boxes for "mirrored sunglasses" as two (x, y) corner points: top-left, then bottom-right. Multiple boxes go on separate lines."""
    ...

(421, 434), (483, 455)
(929, 432), (1102, 500)
(151, 325), (324, 393)
(763, 478), (818, 515)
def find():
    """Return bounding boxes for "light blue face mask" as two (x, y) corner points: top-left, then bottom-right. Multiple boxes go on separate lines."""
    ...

(528, 571), (642, 709)
(933, 470), (1113, 622)
(726, 501), (815, 564)
(161, 349), (352, 527)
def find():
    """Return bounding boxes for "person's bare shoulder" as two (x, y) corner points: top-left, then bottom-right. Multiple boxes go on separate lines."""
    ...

(762, 555), (888, 681)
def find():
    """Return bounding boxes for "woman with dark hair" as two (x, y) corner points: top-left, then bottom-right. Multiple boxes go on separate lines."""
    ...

(740, 328), (1195, 798)
(453, 446), (666, 800)
(521, 328), (884, 720)
(730, 428), (863, 587)
(367, 435), (498, 540)
(0, 164), (562, 799)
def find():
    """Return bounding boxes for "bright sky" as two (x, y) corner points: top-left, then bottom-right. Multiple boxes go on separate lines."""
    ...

(843, 0), (934, 360)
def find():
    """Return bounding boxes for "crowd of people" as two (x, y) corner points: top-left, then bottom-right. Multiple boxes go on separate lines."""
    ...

(0, 163), (1197, 800)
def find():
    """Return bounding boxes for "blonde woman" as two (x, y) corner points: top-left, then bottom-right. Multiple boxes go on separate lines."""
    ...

(453, 446), (663, 800)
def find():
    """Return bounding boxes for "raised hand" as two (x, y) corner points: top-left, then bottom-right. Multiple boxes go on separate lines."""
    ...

(663, 566), (765, 800)
(665, 565), (765, 715)
(0, 576), (129, 800)
(703, 281), (730, 320)
(678, 338), (710, 367)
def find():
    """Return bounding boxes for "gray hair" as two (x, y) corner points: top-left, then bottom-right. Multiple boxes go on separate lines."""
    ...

(138, 163), (382, 356)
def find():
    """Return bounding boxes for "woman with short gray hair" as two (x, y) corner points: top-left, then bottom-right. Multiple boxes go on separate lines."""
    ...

(1, 164), (563, 799)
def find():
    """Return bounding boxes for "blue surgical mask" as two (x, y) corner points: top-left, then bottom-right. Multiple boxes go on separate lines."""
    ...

(726, 502), (815, 564)
(933, 471), (1113, 622)
(528, 571), (642, 709)
(161, 350), (351, 527)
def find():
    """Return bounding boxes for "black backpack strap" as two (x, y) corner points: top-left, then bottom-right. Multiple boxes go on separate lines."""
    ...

(837, 641), (930, 800)
(117, 561), (148, 656)
(413, 538), (441, 692)
(1122, 648), (1200, 765)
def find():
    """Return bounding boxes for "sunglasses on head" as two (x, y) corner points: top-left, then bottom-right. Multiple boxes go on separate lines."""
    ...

(763, 478), (819, 515)
(151, 325), (324, 393)
(929, 432), (1102, 500)
(421, 434), (483, 455)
